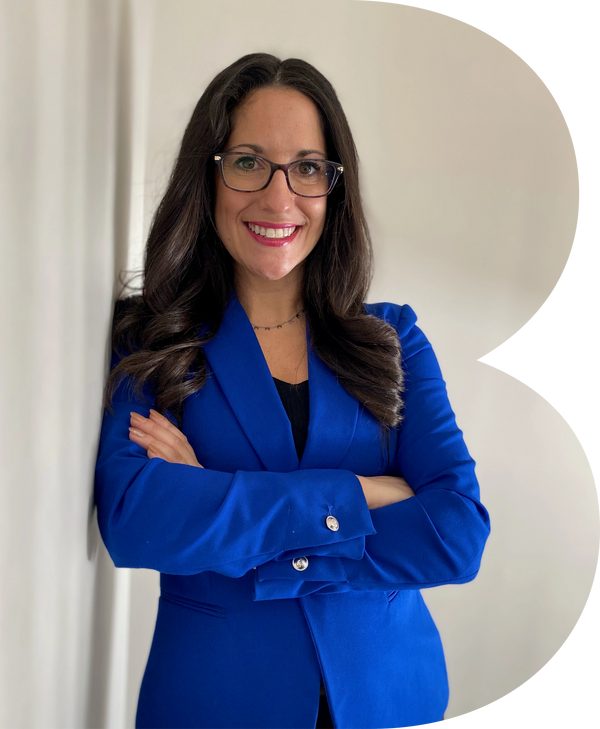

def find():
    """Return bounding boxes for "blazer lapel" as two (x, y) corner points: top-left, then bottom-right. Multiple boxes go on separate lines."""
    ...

(202, 290), (359, 473)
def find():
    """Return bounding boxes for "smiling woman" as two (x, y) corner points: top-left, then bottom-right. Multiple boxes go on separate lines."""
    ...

(95, 53), (490, 729)
(213, 87), (329, 290)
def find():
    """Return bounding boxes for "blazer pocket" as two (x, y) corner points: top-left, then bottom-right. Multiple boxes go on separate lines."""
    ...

(160, 591), (226, 619)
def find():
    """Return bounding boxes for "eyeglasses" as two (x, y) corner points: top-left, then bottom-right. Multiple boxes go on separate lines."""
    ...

(213, 152), (344, 198)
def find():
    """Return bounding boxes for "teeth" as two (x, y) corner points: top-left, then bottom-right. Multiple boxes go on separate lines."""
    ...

(248, 223), (297, 238)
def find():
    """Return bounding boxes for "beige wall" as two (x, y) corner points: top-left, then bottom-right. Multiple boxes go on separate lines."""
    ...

(124, 0), (598, 724)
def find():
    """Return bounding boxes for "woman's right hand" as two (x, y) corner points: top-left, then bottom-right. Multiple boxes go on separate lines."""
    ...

(355, 475), (415, 509)
(129, 409), (204, 468)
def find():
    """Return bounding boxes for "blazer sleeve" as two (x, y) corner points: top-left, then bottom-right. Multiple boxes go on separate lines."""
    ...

(253, 304), (491, 600)
(94, 355), (377, 578)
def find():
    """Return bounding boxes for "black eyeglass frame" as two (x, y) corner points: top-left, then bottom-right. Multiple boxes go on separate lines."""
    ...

(213, 152), (344, 198)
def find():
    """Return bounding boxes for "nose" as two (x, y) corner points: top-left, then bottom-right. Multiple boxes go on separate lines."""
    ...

(258, 169), (295, 212)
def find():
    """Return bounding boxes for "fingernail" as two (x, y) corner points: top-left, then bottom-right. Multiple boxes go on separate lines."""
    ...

(130, 412), (143, 421)
(129, 427), (145, 437)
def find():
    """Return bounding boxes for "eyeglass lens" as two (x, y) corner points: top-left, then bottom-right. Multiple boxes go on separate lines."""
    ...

(221, 154), (335, 196)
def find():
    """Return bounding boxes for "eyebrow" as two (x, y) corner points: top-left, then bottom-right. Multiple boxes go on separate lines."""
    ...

(226, 143), (328, 158)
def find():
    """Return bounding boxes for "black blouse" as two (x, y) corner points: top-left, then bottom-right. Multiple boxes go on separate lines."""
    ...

(272, 377), (310, 460)
(272, 377), (333, 728)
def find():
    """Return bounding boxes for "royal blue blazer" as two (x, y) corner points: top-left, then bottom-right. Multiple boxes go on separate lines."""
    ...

(94, 292), (490, 729)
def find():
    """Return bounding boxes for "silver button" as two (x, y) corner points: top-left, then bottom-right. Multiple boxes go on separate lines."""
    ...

(292, 557), (309, 571)
(325, 515), (340, 532)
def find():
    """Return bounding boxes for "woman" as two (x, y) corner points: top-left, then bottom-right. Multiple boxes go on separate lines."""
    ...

(95, 53), (490, 729)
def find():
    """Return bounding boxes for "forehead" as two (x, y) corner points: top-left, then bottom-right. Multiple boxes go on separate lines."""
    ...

(228, 87), (326, 154)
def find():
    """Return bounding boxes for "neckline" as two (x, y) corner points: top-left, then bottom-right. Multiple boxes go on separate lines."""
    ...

(273, 376), (309, 387)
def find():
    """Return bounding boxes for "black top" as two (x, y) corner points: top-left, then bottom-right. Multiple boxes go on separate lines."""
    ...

(272, 377), (310, 460)
(272, 377), (332, 721)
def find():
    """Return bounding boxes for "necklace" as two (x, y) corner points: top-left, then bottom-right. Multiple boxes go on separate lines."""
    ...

(251, 309), (305, 331)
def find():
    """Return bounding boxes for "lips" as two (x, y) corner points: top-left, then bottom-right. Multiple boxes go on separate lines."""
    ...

(246, 221), (299, 236)
(246, 221), (302, 228)
(244, 222), (302, 248)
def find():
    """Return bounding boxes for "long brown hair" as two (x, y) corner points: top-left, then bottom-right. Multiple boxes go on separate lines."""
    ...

(104, 53), (404, 444)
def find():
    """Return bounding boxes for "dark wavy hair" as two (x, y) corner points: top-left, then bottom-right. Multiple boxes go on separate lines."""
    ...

(104, 52), (404, 445)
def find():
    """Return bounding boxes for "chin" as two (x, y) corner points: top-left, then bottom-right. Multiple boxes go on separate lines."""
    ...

(253, 264), (298, 282)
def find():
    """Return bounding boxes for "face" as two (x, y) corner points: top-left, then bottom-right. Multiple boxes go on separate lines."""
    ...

(214, 87), (328, 286)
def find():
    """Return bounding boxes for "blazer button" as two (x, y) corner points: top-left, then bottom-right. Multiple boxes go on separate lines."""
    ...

(325, 515), (340, 532)
(292, 557), (309, 571)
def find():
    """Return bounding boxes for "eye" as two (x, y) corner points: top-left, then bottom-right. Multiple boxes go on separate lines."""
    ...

(233, 155), (264, 172)
(297, 161), (322, 176)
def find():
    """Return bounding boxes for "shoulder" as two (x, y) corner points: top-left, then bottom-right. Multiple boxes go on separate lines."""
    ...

(364, 302), (442, 376)
(363, 301), (417, 340)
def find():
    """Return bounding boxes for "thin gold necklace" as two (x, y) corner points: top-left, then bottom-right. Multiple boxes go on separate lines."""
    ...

(251, 309), (305, 331)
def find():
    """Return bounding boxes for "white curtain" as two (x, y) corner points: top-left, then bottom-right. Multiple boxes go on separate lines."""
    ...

(0, 1), (153, 726)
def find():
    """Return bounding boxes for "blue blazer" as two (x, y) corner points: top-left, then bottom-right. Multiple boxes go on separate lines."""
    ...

(94, 292), (490, 729)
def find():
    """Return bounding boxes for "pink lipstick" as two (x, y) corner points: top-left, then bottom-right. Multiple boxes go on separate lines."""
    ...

(244, 221), (301, 247)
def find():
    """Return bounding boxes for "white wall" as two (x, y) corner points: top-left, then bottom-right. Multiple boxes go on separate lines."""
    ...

(124, 0), (597, 725)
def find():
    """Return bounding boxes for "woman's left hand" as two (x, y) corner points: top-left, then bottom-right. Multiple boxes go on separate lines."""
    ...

(129, 409), (204, 467)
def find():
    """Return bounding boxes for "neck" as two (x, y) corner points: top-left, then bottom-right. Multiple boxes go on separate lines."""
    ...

(235, 267), (304, 327)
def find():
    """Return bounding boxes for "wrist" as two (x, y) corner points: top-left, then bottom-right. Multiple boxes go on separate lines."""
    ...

(356, 475), (379, 509)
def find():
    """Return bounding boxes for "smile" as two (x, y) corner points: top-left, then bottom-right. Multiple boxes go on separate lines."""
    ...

(244, 221), (302, 247)
(246, 222), (298, 239)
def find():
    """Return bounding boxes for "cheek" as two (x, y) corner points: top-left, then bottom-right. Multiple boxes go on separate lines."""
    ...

(214, 187), (238, 242)
(307, 200), (327, 235)
(314, 205), (327, 240)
